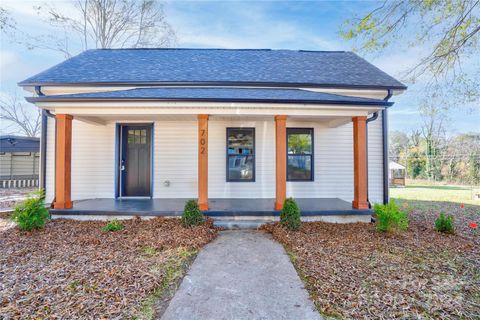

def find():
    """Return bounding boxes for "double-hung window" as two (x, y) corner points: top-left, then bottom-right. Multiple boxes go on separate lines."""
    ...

(226, 128), (255, 182)
(287, 128), (314, 181)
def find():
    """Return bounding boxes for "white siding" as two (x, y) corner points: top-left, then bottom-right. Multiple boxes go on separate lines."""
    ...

(153, 121), (197, 198)
(71, 121), (115, 200)
(44, 118), (115, 202)
(209, 120), (276, 198)
(45, 116), (56, 203)
(286, 121), (354, 201)
(367, 113), (384, 204)
(286, 116), (384, 203)
(44, 116), (384, 203)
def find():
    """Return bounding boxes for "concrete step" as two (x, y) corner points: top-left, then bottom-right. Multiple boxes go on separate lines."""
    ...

(213, 219), (273, 229)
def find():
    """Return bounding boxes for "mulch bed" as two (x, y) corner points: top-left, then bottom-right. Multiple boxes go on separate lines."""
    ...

(394, 199), (480, 243)
(263, 203), (480, 319)
(0, 217), (218, 319)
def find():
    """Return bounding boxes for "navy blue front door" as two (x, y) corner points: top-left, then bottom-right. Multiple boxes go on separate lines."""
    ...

(120, 125), (152, 197)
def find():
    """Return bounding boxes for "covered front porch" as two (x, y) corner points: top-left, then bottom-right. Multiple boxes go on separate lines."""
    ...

(47, 113), (374, 214)
(36, 87), (389, 217)
(50, 197), (372, 217)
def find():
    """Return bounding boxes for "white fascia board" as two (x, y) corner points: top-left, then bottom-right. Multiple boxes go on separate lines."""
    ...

(301, 88), (391, 99)
(35, 101), (384, 117)
(47, 107), (374, 117)
(25, 85), (405, 98)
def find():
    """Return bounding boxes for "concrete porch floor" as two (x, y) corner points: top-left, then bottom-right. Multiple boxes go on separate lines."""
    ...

(49, 197), (372, 216)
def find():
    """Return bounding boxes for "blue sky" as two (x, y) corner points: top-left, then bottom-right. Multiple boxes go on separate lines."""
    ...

(1, 0), (478, 135)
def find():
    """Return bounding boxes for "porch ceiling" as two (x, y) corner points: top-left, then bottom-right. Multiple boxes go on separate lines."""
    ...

(70, 114), (356, 128)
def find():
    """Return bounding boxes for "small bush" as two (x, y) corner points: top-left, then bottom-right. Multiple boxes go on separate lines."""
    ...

(10, 190), (49, 231)
(102, 219), (124, 232)
(182, 200), (204, 227)
(374, 200), (409, 233)
(280, 198), (301, 231)
(435, 213), (455, 234)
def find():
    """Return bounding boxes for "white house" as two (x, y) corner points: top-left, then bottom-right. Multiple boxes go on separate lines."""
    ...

(19, 48), (406, 222)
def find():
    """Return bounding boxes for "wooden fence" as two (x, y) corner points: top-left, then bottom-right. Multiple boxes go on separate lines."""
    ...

(0, 152), (40, 188)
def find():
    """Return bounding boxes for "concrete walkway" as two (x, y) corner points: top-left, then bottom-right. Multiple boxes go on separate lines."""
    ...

(161, 230), (322, 320)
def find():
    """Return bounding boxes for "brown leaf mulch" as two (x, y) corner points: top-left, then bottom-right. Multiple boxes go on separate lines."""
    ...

(263, 213), (480, 319)
(394, 199), (480, 244)
(0, 217), (218, 319)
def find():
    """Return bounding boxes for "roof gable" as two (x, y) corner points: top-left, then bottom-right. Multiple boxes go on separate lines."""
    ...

(19, 48), (406, 90)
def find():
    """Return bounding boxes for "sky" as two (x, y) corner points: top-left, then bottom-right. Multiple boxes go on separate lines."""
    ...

(1, 0), (479, 136)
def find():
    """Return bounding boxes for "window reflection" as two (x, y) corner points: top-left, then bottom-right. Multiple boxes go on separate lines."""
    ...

(227, 128), (255, 181)
(287, 129), (313, 181)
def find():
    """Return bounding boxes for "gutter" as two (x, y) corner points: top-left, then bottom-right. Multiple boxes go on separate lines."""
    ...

(365, 89), (393, 208)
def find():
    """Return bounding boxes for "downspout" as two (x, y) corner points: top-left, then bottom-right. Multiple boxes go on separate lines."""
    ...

(36, 86), (56, 195)
(383, 89), (393, 204)
(366, 111), (379, 208)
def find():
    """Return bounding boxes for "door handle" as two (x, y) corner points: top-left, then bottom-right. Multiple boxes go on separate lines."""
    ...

(121, 159), (125, 171)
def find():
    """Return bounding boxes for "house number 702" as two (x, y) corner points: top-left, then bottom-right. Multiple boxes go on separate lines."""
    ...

(200, 129), (206, 154)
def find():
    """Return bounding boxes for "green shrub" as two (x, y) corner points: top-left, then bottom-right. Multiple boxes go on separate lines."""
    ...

(434, 213), (455, 234)
(181, 200), (205, 227)
(102, 219), (124, 232)
(373, 200), (409, 233)
(10, 190), (49, 231)
(280, 198), (301, 231)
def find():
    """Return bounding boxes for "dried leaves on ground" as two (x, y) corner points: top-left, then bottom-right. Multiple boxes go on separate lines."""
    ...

(263, 202), (480, 319)
(0, 217), (218, 319)
(0, 188), (37, 211)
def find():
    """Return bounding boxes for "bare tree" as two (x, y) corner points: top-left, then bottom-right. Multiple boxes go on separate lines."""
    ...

(0, 7), (13, 31)
(0, 93), (41, 137)
(5, 0), (176, 58)
(341, 0), (480, 104)
(419, 100), (448, 181)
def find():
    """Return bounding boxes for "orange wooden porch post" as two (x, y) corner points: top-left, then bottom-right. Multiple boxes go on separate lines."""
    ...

(352, 116), (369, 209)
(274, 115), (287, 210)
(198, 114), (209, 210)
(53, 114), (73, 209)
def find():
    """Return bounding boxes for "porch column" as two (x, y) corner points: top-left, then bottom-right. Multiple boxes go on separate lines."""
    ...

(198, 114), (209, 210)
(53, 114), (73, 209)
(274, 115), (287, 210)
(352, 116), (369, 209)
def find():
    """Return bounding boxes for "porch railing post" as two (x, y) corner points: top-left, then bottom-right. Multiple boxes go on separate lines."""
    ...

(198, 114), (209, 210)
(274, 115), (287, 210)
(352, 116), (369, 209)
(53, 114), (73, 209)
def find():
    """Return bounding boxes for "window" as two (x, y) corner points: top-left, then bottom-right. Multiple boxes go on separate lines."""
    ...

(287, 128), (313, 181)
(227, 128), (255, 181)
(128, 129), (147, 144)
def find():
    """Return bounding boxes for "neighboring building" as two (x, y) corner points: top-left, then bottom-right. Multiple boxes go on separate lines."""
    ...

(19, 48), (406, 222)
(389, 161), (406, 186)
(0, 135), (40, 188)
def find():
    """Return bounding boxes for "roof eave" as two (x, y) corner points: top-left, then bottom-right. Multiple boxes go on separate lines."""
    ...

(18, 81), (407, 91)
(26, 96), (394, 107)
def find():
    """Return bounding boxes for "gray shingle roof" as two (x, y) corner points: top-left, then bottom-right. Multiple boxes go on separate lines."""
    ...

(26, 87), (392, 106)
(0, 136), (40, 153)
(19, 49), (406, 89)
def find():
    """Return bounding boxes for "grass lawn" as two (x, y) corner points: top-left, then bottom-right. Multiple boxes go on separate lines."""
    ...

(391, 183), (479, 205)
(263, 185), (480, 319)
(0, 217), (218, 319)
